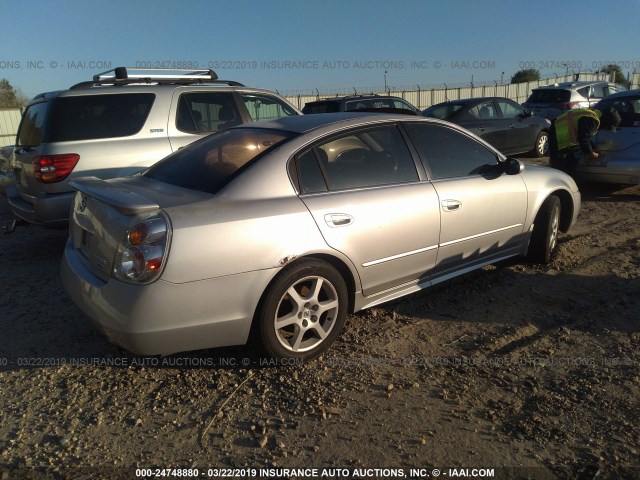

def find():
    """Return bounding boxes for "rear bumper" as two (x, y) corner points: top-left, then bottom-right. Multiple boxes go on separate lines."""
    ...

(61, 239), (276, 356)
(6, 184), (74, 227)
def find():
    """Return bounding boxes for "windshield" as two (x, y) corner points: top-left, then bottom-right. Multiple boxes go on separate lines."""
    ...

(422, 104), (463, 120)
(145, 128), (296, 194)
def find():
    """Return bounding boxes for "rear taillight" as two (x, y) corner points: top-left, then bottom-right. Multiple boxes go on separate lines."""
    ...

(113, 213), (171, 284)
(555, 102), (581, 110)
(34, 154), (80, 183)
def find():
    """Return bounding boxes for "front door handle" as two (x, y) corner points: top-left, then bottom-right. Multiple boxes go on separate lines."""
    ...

(324, 213), (354, 227)
(441, 200), (461, 212)
(477, 126), (485, 132)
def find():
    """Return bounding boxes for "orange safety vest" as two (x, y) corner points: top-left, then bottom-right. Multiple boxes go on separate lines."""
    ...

(554, 108), (601, 150)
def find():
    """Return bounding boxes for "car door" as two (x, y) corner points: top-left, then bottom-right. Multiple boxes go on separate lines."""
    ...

(593, 94), (640, 164)
(495, 99), (538, 154)
(295, 124), (441, 296)
(463, 100), (509, 151)
(403, 122), (528, 276)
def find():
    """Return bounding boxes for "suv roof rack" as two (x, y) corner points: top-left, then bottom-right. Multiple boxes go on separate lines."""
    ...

(70, 66), (245, 89)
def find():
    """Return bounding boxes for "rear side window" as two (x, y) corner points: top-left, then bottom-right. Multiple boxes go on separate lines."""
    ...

(422, 104), (463, 120)
(404, 123), (498, 179)
(176, 92), (241, 134)
(47, 93), (154, 142)
(145, 128), (295, 194)
(240, 93), (298, 121)
(17, 101), (49, 146)
(590, 85), (606, 98)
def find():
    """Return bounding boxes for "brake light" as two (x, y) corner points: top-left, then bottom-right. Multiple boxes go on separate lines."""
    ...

(555, 102), (581, 110)
(34, 154), (80, 183)
(113, 214), (171, 284)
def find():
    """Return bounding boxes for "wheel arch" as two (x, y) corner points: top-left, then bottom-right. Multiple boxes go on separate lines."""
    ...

(251, 253), (359, 333)
(297, 253), (358, 314)
(551, 188), (575, 233)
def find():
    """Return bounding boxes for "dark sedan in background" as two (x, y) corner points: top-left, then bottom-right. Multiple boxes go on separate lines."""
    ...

(422, 97), (551, 157)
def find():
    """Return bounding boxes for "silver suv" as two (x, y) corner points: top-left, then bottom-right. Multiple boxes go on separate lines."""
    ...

(7, 67), (300, 227)
(523, 81), (626, 120)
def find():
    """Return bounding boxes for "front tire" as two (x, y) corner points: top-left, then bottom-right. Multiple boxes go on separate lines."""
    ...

(533, 131), (549, 157)
(527, 195), (561, 263)
(258, 259), (348, 361)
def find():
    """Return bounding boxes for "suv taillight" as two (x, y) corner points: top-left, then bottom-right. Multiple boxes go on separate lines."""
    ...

(113, 213), (171, 284)
(556, 102), (581, 110)
(34, 154), (80, 183)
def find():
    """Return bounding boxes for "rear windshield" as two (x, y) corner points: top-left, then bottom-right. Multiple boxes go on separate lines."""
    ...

(46, 93), (155, 142)
(302, 102), (341, 114)
(422, 104), (463, 120)
(345, 98), (415, 112)
(526, 89), (570, 104)
(145, 128), (296, 194)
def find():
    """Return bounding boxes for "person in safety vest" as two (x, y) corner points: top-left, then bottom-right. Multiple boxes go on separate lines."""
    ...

(548, 107), (620, 174)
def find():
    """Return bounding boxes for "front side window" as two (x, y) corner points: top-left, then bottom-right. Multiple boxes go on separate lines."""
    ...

(176, 92), (240, 134)
(296, 125), (418, 192)
(496, 99), (523, 119)
(240, 93), (298, 121)
(404, 123), (499, 180)
(47, 93), (154, 141)
(603, 96), (640, 127)
(422, 104), (463, 120)
(469, 101), (498, 120)
(17, 101), (49, 146)
(146, 128), (295, 194)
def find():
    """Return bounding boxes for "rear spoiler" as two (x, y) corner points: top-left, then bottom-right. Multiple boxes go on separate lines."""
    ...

(70, 177), (160, 216)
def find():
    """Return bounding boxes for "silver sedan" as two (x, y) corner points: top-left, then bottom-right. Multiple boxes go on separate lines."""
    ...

(61, 113), (581, 360)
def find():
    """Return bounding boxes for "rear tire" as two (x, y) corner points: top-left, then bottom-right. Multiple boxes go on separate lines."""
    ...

(258, 259), (348, 361)
(527, 195), (561, 263)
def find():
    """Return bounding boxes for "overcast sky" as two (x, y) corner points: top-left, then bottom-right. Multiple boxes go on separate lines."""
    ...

(1, 0), (639, 98)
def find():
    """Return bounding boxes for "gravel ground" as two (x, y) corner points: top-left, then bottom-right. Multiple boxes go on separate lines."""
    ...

(1, 159), (639, 480)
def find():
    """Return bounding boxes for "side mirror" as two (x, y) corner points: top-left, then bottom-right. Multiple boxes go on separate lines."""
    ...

(503, 157), (524, 175)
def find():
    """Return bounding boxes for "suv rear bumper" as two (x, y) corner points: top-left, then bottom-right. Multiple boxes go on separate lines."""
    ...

(6, 184), (73, 228)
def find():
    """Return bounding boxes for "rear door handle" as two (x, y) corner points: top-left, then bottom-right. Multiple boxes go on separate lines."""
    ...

(441, 200), (461, 212)
(477, 126), (485, 132)
(324, 213), (354, 227)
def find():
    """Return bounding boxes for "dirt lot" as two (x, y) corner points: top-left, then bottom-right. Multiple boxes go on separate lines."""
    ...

(0, 159), (639, 480)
